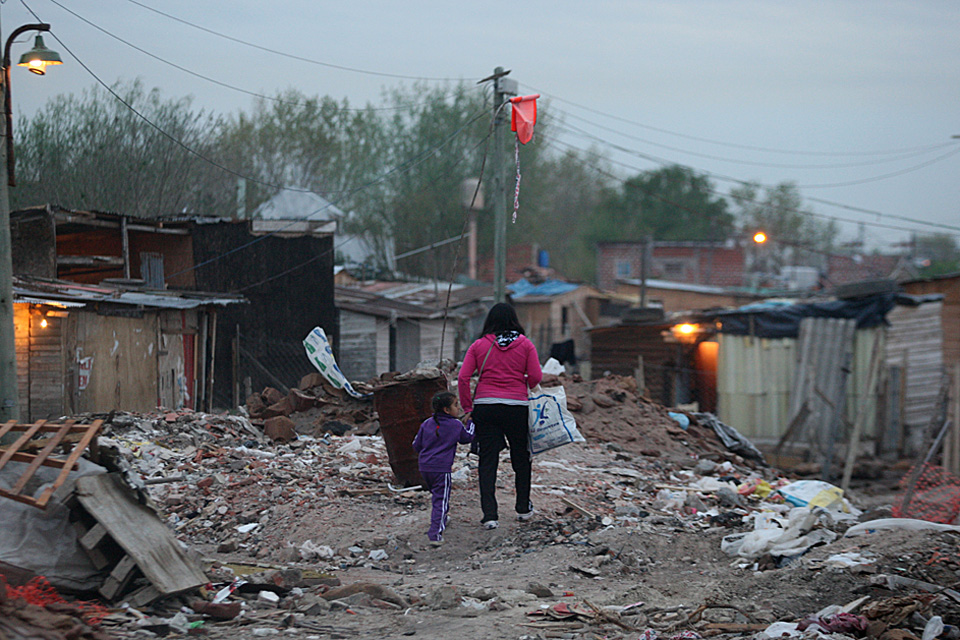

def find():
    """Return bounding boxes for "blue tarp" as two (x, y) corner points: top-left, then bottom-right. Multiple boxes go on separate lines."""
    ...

(508, 278), (580, 299)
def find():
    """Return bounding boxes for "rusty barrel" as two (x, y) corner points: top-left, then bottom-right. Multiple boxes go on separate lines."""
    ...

(372, 374), (448, 487)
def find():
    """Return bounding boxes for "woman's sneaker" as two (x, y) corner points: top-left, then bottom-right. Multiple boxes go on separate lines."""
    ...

(482, 520), (499, 530)
(517, 508), (535, 521)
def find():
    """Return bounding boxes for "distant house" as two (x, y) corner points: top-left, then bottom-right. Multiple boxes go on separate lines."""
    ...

(507, 278), (606, 369)
(825, 253), (918, 287)
(10, 205), (337, 408)
(254, 190), (394, 272)
(334, 286), (463, 380)
(613, 278), (762, 314)
(596, 240), (747, 292)
(12, 275), (243, 419)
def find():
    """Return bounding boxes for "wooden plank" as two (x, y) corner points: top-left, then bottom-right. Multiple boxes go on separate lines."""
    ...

(125, 585), (162, 608)
(79, 523), (109, 552)
(99, 555), (139, 600)
(1, 452), (68, 468)
(35, 420), (103, 508)
(10, 421), (75, 496)
(841, 332), (884, 493)
(0, 421), (47, 472)
(4, 424), (93, 434)
(74, 474), (207, 597)
(0, 420), (16, 440)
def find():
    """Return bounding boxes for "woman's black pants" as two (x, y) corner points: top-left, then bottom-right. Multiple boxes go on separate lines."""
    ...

(471, 403), (531, 523)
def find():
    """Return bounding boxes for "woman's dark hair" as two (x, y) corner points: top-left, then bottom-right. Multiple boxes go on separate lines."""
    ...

(432, 391), (457, 414)
(480, 302), (525, 337)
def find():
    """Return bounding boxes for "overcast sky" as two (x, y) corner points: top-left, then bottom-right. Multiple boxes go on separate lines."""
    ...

(3, 0), (958, 250)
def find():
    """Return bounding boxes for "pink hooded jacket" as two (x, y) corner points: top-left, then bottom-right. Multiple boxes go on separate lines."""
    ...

(458, 333), (542, 413)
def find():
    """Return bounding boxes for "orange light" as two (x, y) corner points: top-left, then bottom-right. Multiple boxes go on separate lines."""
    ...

(40, 318), (48, 329)
(678, 323), (696, 334)
(753, 231), (767, 244)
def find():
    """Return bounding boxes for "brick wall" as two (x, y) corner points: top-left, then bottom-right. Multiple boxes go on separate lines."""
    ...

(596, 243), (644, 292)
(597, 241), (747, 290)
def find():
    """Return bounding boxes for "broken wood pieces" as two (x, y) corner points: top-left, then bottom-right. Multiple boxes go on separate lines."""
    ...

(72, 473), (206, 606)
(0, 420), (103, 509)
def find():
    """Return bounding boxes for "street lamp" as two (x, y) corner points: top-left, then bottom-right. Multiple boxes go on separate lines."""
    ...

(0, 23), (62, 421)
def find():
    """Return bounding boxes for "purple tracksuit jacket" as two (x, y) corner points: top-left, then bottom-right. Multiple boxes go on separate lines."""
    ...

(412, 413), (475, 542)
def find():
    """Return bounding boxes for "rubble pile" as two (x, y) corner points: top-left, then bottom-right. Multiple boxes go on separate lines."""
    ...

(244, 372), (379, 440)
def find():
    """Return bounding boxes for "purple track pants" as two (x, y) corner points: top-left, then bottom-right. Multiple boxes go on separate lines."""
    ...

(421, 470), (451, 542)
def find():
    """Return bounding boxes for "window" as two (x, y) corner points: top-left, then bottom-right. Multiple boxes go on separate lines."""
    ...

(615, 260), (631, 278)
(140, 252), (165, 288)
(662, 261), (684, 277)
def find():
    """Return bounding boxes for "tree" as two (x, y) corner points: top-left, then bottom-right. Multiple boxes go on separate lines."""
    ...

(591, 165), (733, 243)
(13, 80), (221, 217)
(915, 233), (960, 276)
(729, 181), (838, 270)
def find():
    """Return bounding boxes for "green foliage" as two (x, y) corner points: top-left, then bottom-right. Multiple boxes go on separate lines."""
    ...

(591, 165), (733, 243)
(916, 233), (960, 277)
(729, 181), (838, 268)
(13, 79), (221, 217)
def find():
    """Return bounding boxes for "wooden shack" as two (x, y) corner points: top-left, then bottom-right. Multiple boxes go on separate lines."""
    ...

(12, 276), (244, 420)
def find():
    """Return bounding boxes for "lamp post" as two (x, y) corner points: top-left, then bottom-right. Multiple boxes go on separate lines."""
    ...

(0, 23), (62, 421)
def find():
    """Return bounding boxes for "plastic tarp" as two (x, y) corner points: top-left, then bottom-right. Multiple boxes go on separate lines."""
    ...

(713, 293), (898, 339)
(0, 457), (107, 591)
(693, 412), (766, 463)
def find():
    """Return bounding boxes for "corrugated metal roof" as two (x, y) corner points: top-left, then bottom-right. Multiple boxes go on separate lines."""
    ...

(12, 276), (246, 310)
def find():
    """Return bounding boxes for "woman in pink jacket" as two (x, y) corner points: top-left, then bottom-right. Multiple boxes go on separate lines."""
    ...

(458, 303), (542, 530)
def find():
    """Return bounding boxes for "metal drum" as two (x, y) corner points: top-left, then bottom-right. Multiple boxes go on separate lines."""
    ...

(373, 375), (448, 487)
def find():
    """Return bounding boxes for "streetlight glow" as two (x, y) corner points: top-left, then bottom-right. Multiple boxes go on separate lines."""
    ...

(753, 231), (767, 244)
(17, 34), (62, 76)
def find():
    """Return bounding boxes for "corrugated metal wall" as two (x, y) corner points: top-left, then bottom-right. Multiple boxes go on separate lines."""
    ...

(716, 333), (795, 442)
(338, 310), (379, 381)
(885, 301), (944, 453)
(717, 326), (883, 446)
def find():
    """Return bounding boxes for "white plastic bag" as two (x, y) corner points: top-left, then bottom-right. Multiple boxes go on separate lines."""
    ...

(528, 385), (585, 454)
(777, 480), (845, 511)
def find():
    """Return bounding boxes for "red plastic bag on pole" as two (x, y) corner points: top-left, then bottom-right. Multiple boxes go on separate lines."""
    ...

(510, 94), (539, 144)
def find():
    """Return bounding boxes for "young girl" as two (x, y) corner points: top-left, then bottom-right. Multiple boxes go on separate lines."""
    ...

(412, 391), (475, 546)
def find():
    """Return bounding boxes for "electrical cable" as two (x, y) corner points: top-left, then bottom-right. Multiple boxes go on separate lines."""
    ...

(43, 0), (466, 113)
(550, 120), (960, 236)
(522, 81), (955, 158)
(237, 127), (495, 294)
(123, 0), (474, 83)
(543, 135), (960, 239)
(550, 104), (957, 170)
(28, 15), (490, 281)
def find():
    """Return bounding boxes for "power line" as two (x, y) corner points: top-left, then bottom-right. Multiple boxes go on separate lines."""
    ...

(238, 128), (494, 293)
(523, 81), (955, 158)
(43, 0), (461, 113)
(33, 18), (490, 282)
(544, 135), (960, 239)
(551, 104), (957, 171)
(123, 0), (474, 83)
(550, 120), (960, 236)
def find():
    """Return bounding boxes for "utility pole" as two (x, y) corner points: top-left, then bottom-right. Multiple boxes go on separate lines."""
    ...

(0, 96), (15, 421)
(491, 67), (508, 303)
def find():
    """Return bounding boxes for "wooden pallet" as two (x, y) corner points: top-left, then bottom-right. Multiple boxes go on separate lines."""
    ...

(0, 419), (103, 509)
(74, 473), (207, 605)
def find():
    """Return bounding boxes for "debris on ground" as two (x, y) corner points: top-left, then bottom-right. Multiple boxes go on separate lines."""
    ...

(2, 367), (959, 640)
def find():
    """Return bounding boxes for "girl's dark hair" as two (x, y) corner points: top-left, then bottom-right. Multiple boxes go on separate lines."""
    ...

(480, 302), (525, 337)
(432, 391), (457, 414)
